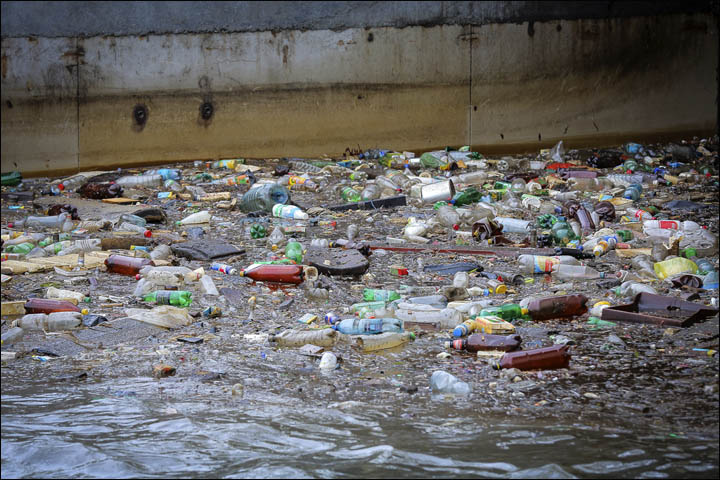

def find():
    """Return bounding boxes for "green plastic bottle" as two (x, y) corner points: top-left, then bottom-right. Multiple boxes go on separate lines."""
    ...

(38, 233), (72, 248)
(616, 230), (633, 242)
(451, 187), (482, 207)
(551, 220), (577, 245)
(363, 288), (401, 302)
(537, 214), (558, 229)
(341, 186), (362, 202)
(479, 304), (529, 321)
(349, 300), (387, 314)
(587, 316), (616, 327)
(250, 224), (267, 239)
(143, 290), (193, 307)
(5, 242), (35, 255)
(285, 241), (303, 263)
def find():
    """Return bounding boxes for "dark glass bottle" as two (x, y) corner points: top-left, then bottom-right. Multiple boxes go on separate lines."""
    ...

(104, 255), (154, 276)
(527, 294), (588, 321)
(494, 344), (571, 370)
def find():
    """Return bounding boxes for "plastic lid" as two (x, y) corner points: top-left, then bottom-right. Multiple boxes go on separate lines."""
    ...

(520, 308), (529, 315)
(58, 183), (65, 190)
(135, 274), (142, 280)
(144, 230), (152, 238)
(593, 301), (611, 307)
(81, 308), (89, 315)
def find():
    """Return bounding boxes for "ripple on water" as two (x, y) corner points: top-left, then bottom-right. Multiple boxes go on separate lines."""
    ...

(573, 459), (657, 474)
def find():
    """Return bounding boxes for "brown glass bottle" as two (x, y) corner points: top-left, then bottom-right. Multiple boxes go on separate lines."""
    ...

(104, 254), (154, 276)
(100, 237), (150, 251)
(494, 344), (571, 370)
(527, 294), (588, 321)
(447, 333), (521, 352)
(239, 264), (304, 284)
(24, 298), (81, 314)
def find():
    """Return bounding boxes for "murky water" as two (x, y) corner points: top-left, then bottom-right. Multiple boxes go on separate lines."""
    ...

(2, 374), (717, 479)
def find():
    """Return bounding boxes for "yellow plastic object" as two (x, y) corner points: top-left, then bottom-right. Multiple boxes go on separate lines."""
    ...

(653, 257), (698, 280)
(471, 315), (516, 335)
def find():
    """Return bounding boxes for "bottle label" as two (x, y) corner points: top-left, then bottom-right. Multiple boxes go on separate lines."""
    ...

(633, 209), (646, 219)
(534, 256), (559, 273)
(658, 220), (678, 229)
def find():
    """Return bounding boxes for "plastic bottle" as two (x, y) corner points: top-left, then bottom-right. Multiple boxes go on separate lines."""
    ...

(495, 217), (532, 233)
(24, 298), (84, 314)
(4, 242), (35, 255)
(239, 264), (304, 284)
(46, 287), (86, 303)
(361, 183), (381, 200)
(105, 255), (154, 276)
(623, 184), (643, 200)
(147, 168), (181, 180)
(12, 311), (83, 331)
(176, 210), (211, 225)
(453, 271), (470, 289)
(10, 213), (73, 231)
(643, 220), (701, 232)
(405, 295), (448, 308)
(340, 186), (362, 202)
(394, 308), (463, 329)
(492, 345), (571, 371)
(435, 205), (461, 230)
(550, 264), (605, 280)
(430, 370), (471, 394)
(118, 214), (148, 228)
(272, 204), (309, 220)
(355, 331), (415, 352)
(702, 270), (719, 289)
(375, 176), (402, 193)
(526, 294), (588, 321)
(149, 244), (172, 261)
(360, 289), (400, 303)
(332, 318), (403, 335)
(449, 171), (487, 186)
(517, 255), (580, 274)
(626, 208), (655, 221)
(54, 174), (88, 192)
(143, 290), (192, 307)
(1, 326), (24, 346)
(115, 174), (164, 187)
(478, 304), (528, 321)
(76, 182), (124, 200)
(446, 333), (522, 352)
(271, 328), (337, 347)
(211, 263), (237, 275)
(310, 238), (329, 248)
(240, 184), (290, 213)
(613, 281), (658, 297)
(284, 241), (304, 263)
(288, 159), (325, 173)
(653, 257), (698, 280)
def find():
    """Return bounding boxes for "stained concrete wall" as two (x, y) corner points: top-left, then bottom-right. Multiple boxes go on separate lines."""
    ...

(1, 2), (717, 176)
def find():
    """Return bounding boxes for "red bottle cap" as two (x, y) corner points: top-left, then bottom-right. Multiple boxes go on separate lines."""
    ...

(7, 222), (13, 228)
(452, 224), (459, 230)
(144, 230), (152, 238)
(135, 274), (141, 280)
(58, 183), (65, 190)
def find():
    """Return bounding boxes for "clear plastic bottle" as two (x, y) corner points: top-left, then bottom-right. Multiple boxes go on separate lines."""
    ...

(10, 213), (73, 231)
(149, 244), (172, 261)
(643, 220), (701, 232)
(626, 208), (655, 221)
(1, 326), (24, 346)
(605, 173), (645, 187)
(118, 214), (147, 228)
(453, 271), (470, 288)
(495, 217), (532, 233)
(57, 239), (102, 256)
(613, 281), (658, 297)
(271, 328), (337, 347)
(517, 255), (580, 274)
(375, 176), (401, 194)
(147, 168), (181, 180)
(267, 227), (286, 248)
(386, 170), (412, 189)
(12, 311), (83, 331)
(46, 287), (86, 303)
(361, 183), (381, 200)
(239, 184), (290, 213)
(332, 318), (403, 335)
(631, 255), (658, 279)
(449, 171), (488, 186)
(436, 205), (460, 230)
(393, 308), (462, 329)
(551, 264), (605, 280)
(164, 179), (185, 192)
(430, 370), (471, 394)
(288, 160), (324, 173)
(115, 174), (164, 187)
(53, 174), (88, 193)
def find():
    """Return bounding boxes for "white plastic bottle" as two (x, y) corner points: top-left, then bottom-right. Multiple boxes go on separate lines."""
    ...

(46, 287), (86, 303)
(518, 255), (580, 274)
(495, 217), (532, 233)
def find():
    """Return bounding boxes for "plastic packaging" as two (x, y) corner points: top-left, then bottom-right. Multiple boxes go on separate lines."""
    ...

(340, 186), (362, 202)
(211, 263), (237, 275)
(495, 217), (532, 233)
(517, 255), (580, 274)
(436, 205), (461, 230)
(285, 241), (304, 263)
(46, 287), (86, 303)
(430, 370), (471, 394)
(355, 331), (415, 352)
(446, 333), (522, 352)
(653, 257), (698, 280)
(240, 264), (304, 284)
(551, 264), (605, 280)
(272, 328), (337, 347)
(453, 316), (515, 337)
(363, 289), (401, 302)
(393, 307), (462, 329)
(118, 214), (147, 228)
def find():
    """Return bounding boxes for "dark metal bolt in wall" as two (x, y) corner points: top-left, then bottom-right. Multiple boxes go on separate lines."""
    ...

(133, 104), (148, 126)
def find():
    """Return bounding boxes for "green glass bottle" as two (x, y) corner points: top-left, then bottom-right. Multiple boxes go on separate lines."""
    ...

(493, 181), (511, 191)
(341, 186), (362, 202)
(143, 290), (192, 307)
(1, 171), (23, 186)
(537, 214), (558, 229)
(285, 241), (303, 263)
(363, 288), (401, 302)
(551, 220), (576, 245)
(479, 304), (529, 321)
(616, 230), (633, 242)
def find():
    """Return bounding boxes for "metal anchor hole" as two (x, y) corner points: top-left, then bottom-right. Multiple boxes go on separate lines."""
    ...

(133, 104), (148, 126)
(200, 102), (214, 120)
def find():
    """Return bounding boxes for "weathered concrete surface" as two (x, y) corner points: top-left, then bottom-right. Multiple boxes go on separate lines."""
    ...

(1, 11), (717, 175)
(1, 1), (711, 38)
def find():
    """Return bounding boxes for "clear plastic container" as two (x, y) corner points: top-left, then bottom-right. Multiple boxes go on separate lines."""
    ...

(332, 318), (403, 335)
(1, 327), (24, 346)
(518, 255), (580, 274)
(272, 204), (308, 220)
(115, 174), (164, 187)
(239, 184), (290, 212)
(495, 217), (532, 233)
(10, 213), (73, 231)
(551, 264), (605, 280)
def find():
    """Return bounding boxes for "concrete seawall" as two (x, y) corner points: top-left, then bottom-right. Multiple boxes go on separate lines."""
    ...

(1, 2), (717, 176)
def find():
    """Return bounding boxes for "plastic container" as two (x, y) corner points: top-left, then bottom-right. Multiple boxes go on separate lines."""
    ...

(478, 304), (528, 321)
(526, 294), (588, 321)
(495, 217), (532, 233)
(363, 289), (401, 302)
(393, 308), (462, 329)
(436, 205), (460, 230)
(626, 208), (655, 221)
(492, 345), (571, 370)
(272, 204), (308, 220)
(340, 186), (362, 202)
(240, 184), (290, 213)
(406, 295), (448, 308)
(430, 370), (471, 394)
(361, 183), (381, 201)
(143, 290), (192, 307)
(10, 213), (73, 231)
(24, 298), (83, 314)
(643, 220), (701, 232)
(118, 214), (148, 228)
(147, 168), (180, 180)
(613, 281), (658, 297)
(285, 241), (304, 263)
(57, 239), (102, 256)
(12, 311), (83, 332)
(211, 263), (237, 275)
(355, 331), (415, 352)
(623, 184), (643, 200)
(46, 287), (86, 303)
(54, 174), (88, 192)
(446, 333), (522, 352)
(453, 315), (515, 337)
(272, 328), (337, 347)
(105, 255), (154, 276)
(239, 264), (304, 284)
(332, 318), (403, 335)
(1, 327), (25, 346)
(199, 275), (220, 295)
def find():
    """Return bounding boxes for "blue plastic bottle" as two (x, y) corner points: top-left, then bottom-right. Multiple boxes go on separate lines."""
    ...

(623, 184), (643, 200)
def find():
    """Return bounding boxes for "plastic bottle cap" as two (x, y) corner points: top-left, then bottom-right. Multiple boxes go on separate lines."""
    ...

(135, 274), (142, 280)
(7, 222), (13, 228)
(81, 308), (89, 315)
(144, 230), (152, 238)
(58, 184), (65, 190)
(521, 308), (529, 316)
(593, 301), (611, 307)
(452, 224), (459, 230)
